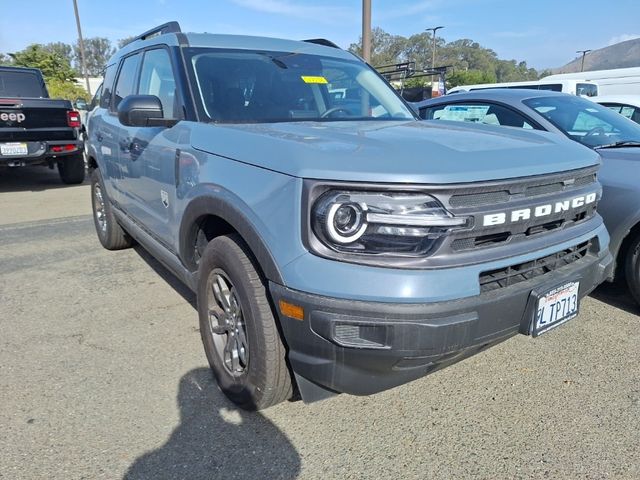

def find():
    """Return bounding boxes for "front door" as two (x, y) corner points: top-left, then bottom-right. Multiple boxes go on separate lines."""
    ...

(122, 47), (179, 247)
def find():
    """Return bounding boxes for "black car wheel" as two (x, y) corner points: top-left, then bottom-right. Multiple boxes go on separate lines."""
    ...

(197, 234), (292, 410)
(90, 168), (133, 250)
(58, 153), (86, 184)
(625, 231), (640, 305)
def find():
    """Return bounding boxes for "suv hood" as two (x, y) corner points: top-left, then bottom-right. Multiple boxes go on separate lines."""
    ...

(191, 120), (600, 183)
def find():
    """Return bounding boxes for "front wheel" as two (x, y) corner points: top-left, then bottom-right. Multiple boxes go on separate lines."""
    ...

(624, 232), (640, 305)
(197, 234), (292, 410)
(58, 153), (85, 184)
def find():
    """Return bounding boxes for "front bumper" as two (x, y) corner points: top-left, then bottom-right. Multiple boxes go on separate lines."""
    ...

(0, 140), (82, 166)
(271, 245), (613, 399)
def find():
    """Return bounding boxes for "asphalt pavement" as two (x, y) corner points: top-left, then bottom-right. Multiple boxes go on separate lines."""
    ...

(1, 167), (639, 479)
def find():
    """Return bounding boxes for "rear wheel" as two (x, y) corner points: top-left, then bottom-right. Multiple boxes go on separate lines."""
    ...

(58, 153), (85, 184)
(197, 234), (292, 410)
(624, 232), (640, 305)
(91, 168), (133, 250)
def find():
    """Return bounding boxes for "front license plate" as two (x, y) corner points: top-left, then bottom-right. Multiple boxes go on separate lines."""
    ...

(0, 142), (28, 156)
(532, 281), (580, 337)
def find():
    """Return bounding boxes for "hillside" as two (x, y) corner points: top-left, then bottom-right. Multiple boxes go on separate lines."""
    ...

(554, 37), (640, 73)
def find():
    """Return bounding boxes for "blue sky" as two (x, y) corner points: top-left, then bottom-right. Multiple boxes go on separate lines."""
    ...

(1, 0), (638, 69)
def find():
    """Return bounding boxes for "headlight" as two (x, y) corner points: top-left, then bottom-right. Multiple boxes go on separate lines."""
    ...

(311, 190), (469, 256)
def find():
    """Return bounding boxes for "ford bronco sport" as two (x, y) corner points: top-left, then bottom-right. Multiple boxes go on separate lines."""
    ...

(87, 22), (613, 410)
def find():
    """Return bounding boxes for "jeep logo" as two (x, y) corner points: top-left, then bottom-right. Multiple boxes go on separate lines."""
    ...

(483, 192), (597, 226)
(0, 112), (26, 123)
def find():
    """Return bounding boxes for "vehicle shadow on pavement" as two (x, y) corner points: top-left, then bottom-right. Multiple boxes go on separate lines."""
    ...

(591, 281), (640, 315)
(123, 367), (301, 480)
(133, 245), (197, 310)
(0, 166), (87, 192)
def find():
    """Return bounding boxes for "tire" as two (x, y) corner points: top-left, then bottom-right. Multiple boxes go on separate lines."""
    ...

(90, 168), (133, 250)
(58, 153), (86, 184)
(624, 232), (640, 305)
(197, 234), (292, 410)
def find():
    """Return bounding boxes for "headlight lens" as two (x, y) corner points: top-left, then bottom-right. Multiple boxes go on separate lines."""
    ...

(312, 190), (469, 256)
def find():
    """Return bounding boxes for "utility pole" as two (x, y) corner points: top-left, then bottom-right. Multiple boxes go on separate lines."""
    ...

(577, 49), (591, 72)
(72, 0), (91, 95)
(426, 26), (444, 68)
(362, 0), (371, 63)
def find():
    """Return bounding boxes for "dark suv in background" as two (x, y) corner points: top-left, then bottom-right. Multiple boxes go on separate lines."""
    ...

(0, 66), (85, 184)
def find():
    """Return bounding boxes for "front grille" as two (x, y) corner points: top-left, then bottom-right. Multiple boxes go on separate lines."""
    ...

(437, 166), (600, 256)
(479, 240), (591, 292)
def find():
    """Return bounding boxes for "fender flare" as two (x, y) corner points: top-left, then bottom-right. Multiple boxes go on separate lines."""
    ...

(179, 193), (284, 284)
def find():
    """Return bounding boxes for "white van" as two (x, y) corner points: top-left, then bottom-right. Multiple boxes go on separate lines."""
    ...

(447, 79), (598, 97)
(542, 68), (640, 96)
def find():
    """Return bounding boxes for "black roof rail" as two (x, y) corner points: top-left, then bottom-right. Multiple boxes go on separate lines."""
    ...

(133, 21), (182, 42)
(303, 38), (341, 49)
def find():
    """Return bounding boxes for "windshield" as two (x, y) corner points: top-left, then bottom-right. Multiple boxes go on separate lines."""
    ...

(187, 48), (415, 123)
(0, 70), (46, 98)
(523, 95), (640, 148)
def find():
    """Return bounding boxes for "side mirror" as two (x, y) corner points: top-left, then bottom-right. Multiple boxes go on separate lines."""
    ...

(75, 99), (88, 110)
(118, 94), (165, 127)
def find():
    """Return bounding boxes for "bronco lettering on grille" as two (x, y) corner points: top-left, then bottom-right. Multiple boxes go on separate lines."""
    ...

(483, 192), (597, 226)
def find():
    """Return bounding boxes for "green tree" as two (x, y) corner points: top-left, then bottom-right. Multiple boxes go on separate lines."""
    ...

(348, 27), (407, 66)
(0, 53), (12, 66)
(47, 78), (89, 102)
(74, 37), (115, 76)
(118, 36), (136, 49)
(43, 42), (74, 69)
(10, 44), (76, 82)
(447, 69), (497, 88)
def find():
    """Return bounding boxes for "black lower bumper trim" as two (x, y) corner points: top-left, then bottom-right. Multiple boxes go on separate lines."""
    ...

(270, 249), (613, 399)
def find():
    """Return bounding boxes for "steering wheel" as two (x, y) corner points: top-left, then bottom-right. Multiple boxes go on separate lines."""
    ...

(585, 126), (606, 137)
(320, 107), (353, 119)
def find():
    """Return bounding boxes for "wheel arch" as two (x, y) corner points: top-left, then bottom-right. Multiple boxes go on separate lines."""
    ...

(179, 194), (284, 285)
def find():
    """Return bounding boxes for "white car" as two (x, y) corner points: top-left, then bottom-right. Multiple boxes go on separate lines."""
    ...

(591, 95), (640, 124)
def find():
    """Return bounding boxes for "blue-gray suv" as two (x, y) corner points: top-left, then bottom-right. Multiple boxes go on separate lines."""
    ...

(88, 22), (613, 410)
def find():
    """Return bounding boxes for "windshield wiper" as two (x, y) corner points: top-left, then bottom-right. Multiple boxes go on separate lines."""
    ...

(594, 140), (640, 149)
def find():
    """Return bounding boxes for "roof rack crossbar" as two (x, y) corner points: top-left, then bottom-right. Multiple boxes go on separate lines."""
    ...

(134, 21), (182, 42)
(303, 38), (341, 49)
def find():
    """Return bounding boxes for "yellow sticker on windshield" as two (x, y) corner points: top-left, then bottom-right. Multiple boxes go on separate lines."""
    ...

(301, 75), (328, 84)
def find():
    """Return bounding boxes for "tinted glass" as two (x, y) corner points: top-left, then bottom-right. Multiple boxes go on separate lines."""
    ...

(187, 48), (414, 123)
(523, 95), (640, 147)
(90, 83), (102, 110)
(138, 48), (177, 118)
(0, 71), (45, 98)
(112, 53), (141, 111)
(100, 64), (117, 109)
(421, 102), (535, 129)
(577, 83), (598, 97)
(601, 103), (640, 124)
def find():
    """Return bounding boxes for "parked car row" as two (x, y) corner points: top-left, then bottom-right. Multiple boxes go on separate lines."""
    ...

(83, 22), (617, 410)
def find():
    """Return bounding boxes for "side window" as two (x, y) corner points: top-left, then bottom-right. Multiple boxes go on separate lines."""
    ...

(112, 53), (141, 112)
(90, 83), (102, 110)
(602, 103), (640, 123)
(100, 64), (117, 109)
(138, 48), (178, 118)
(420, 103), (535, 129)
